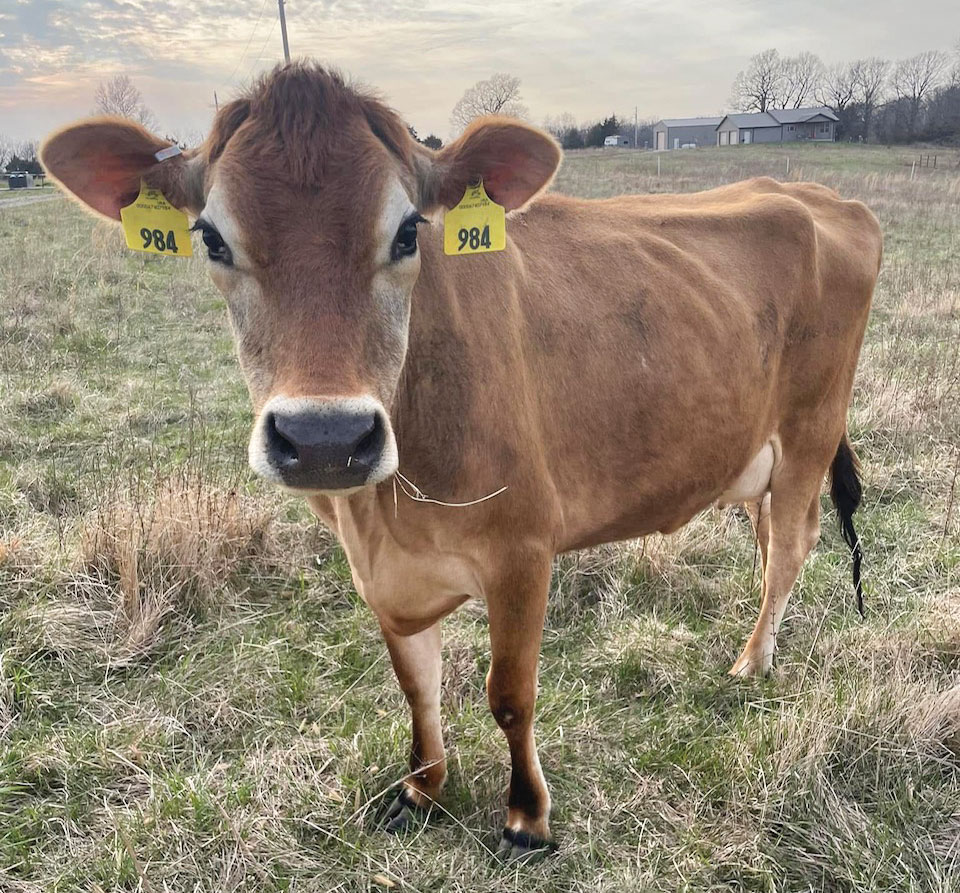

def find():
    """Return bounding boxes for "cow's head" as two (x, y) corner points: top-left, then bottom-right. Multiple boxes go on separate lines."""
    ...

(41, 63), (560, 494)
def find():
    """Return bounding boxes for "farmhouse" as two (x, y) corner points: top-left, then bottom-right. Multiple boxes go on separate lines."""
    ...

(653, 116), (724, 150)
(716, 107), (838, 145)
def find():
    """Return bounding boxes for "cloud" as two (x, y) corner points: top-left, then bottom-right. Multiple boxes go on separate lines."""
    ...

(2, 0), (958, 141)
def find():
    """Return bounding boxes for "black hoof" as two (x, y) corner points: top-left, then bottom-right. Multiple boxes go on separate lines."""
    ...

(495, 827), (556, 864)
(383, 787), (431, 834)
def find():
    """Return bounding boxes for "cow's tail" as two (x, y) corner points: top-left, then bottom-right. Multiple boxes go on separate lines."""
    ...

(829, 433), (865, 617)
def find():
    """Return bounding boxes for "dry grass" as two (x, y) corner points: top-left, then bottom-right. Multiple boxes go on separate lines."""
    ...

(1, 141), (959, 891)
(72, 476), (276, 662)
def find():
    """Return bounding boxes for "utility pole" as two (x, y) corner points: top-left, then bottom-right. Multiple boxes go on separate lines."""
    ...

(278, 0), (291, 63)
(634, 106), (638, 150)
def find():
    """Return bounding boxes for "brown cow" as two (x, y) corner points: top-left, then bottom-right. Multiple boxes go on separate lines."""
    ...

(41, 62), (882, 862)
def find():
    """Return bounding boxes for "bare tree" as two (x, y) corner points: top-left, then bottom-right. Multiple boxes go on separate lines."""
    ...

(164, 129), (206, 149)
(0, 134), (11, 171)
(782, 52), (824, 108)
(5, 139), (41, 174)
(819, 61), (855, 112)
(15, 139), (38, 160)
(451, 73), (528, 132)
(94, 75), (158, 130)
(542, 113), (585, 149)
(542, 112), (578, 140)
(730, 49), (785, 112)
(891, 50), (949, 136)
(850, 57), (889, 140)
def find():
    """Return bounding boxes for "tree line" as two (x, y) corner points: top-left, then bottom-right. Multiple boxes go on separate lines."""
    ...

(731, 43), (960, 143)
(451, 45), (960, 149)
(6, 50), (960, 178)
(540, 113), (659, 150)
(0, 137), (42, 175)
(449, 74), (657, 149)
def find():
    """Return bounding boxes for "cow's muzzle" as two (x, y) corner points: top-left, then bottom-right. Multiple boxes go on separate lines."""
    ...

(249, 395), (398, 493)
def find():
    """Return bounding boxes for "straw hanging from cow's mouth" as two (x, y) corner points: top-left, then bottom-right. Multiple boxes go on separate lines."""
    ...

(392, 471), (507, 514)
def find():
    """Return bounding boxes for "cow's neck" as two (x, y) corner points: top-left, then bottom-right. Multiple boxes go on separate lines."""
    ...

(333, 229), (529, 545)
(394, 230), (524, 501)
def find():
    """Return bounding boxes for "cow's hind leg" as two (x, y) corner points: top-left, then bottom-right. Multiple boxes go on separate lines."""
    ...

(380, 621), (446, 832)
(745, 492), (772, 590)
(486, 555), (555, 863)
(730, 459), (823, 677)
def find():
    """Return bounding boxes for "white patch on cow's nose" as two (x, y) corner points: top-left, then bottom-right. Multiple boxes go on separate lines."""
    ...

(248, 394), (399, 495)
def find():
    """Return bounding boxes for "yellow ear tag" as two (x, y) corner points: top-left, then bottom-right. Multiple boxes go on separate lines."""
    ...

(443, 180), (506, 256)
(120, 180), (192, 257)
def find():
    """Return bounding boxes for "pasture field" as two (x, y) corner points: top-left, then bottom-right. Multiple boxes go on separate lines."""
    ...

(0, 184), (56, 203)
(1, 141), (960, 892)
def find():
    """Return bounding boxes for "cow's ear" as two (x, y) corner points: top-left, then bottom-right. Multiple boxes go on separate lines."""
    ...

(422, 117), (561, 212)
(40, 117), (204, 221)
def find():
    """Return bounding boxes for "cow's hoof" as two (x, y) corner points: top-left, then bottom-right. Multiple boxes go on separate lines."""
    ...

(382, 787), (431, 834)
(495, 827), (556, 865)
(729, 648), (773, 678)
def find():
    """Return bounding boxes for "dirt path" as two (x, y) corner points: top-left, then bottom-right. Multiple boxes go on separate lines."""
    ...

(0, 192), (60, 210)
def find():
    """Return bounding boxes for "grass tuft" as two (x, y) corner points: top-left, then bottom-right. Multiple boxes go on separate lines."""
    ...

(73, 476), (276, 661)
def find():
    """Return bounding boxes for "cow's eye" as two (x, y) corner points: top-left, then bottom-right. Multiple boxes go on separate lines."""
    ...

(191, 220), (233, 266)
(392, 214), (427, 261)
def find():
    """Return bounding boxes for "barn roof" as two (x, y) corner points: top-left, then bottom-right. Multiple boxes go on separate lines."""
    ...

(658, 116), (724, 128)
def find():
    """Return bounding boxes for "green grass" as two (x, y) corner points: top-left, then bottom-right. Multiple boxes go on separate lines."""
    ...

(1, 142), (960, 891)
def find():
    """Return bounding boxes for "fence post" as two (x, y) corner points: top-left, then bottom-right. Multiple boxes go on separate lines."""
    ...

(911, 160), (916, 180)
(657, 154), (661, 178)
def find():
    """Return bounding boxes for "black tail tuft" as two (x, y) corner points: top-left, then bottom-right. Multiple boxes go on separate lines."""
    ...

(830, 435), (865, 617)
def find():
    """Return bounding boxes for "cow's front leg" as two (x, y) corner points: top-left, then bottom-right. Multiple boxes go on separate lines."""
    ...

(380, 621), (445, 833)
(486, 558), (554, 863)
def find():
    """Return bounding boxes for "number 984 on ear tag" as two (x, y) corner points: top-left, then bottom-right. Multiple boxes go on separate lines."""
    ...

(443, 180), (505, 256)
(120, 180), (192, 257)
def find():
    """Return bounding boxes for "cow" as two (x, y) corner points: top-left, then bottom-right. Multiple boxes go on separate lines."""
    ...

(40, 62), (882, 862)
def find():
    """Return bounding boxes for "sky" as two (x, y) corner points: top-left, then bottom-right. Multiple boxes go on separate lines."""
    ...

(1, 0), (958, 143)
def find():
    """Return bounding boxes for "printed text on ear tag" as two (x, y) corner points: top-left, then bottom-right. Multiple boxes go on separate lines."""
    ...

(443, 180), (506, 256)
(120, 180), (192, 257)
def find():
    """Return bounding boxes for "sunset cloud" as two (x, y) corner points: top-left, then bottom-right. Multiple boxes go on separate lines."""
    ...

(2, 0), (957, 141)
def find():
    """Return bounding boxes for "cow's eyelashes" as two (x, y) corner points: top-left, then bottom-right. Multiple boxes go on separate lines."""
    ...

(392, 213), (427, 262)
(191, 220), (233, 266)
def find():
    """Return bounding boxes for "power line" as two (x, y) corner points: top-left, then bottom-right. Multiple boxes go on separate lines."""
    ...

(248, 15), (279, 78)
(224, 0), (269, 89)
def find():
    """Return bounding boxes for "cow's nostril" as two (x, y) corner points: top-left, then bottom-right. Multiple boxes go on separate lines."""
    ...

(351, 412), (385, 467)
(265, 411), (299, 467)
